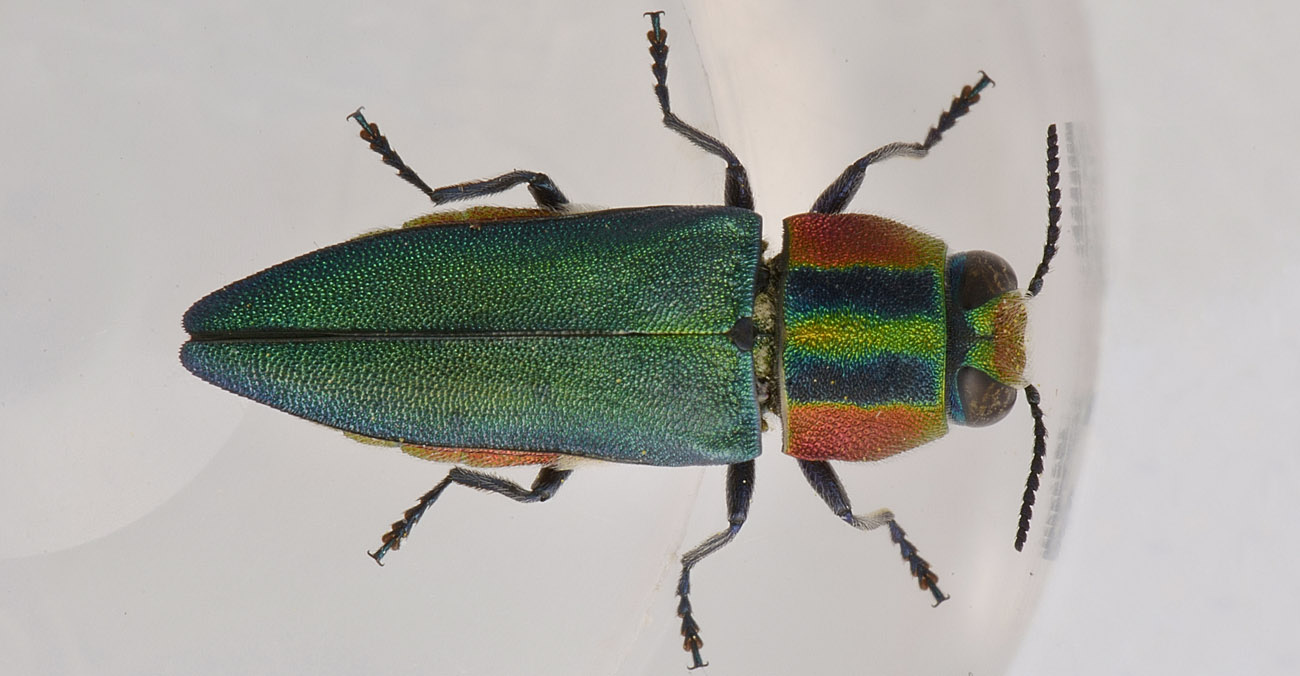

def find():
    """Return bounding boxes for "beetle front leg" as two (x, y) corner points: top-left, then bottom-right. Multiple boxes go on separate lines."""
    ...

(347, 108), (569, 209)
(369, 465), (572, 564)
(810, 72), (995, 215)
(675, 460), (754, 669)
(797, 459), (948, 606)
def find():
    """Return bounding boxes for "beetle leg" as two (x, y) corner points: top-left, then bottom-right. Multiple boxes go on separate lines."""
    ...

(810, 72), (995, 215)
(644, 11), (754, 210)
(368, 466), (572, 564)
(797, 459), (949, 606)
(427, 170), (568, 210)
(675, 460), (754, 669)
(347, 108), (569, 209)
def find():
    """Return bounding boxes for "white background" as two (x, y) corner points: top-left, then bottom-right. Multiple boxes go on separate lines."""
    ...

(1, 1), (1296, 675)
(1010, 3), (1300, 675)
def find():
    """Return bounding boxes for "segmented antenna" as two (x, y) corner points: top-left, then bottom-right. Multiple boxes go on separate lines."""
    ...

(1015, 384), (1048, 551)
(1014, 124), (1063, 550)
(1027, 124), (1061, 297)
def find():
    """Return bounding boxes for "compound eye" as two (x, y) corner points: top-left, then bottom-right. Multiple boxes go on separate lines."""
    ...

(953, 250), (1018, 310)
(956, 366), (1017, 427)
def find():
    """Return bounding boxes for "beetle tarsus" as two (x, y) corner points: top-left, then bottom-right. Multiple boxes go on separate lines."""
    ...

(928, 71), (996, 146)
(854, 511), (948, 606)
(887, 520), (949, 606)
(644, 10), (665, 41)
(684, 634), (708, 670)
(346, 108), (440, 203)
(371, 474), (453, 563)
(677, 590), (708, 668)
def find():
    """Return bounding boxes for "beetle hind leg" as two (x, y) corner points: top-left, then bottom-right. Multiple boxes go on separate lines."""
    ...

(798, 460), (948, 606)
(427, 170), (568, 210)
(368, 466), (572, 564)
(675, 460), (755, 669)
(347, 108), (569, 209)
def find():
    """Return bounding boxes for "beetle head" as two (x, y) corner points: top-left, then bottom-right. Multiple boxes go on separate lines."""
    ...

(945, 250), (1028, 427)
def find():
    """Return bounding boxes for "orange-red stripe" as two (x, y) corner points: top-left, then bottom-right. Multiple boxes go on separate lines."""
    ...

(402, 445), (561, 468)
(786, 213), (946, 269)
(786, 402), (947, 461)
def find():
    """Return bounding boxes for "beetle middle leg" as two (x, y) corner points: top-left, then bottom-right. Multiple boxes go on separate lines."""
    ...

(347, 108), (569, 209)
(368, 465), (572, 564)
(644, 12), (753, 210)
(675, 459), (754, 669)
(798, 459), (949, 606)
(810, 72), (995, 215)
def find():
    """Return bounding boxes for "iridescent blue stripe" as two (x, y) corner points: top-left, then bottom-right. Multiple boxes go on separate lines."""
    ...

(784, 266), (941, 319)
(785, 355), (940, 406)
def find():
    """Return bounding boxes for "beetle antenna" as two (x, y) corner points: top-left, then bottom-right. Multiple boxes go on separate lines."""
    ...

(346, 108), (440, 203)
(1015, 127), (1062, 549)
(1027, 124), (1061, 297)
(1014, 384), (1048, 551)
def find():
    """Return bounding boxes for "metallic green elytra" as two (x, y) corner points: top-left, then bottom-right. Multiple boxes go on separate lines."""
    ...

(183, 206), (765, 467)
(181, 12), (1063, 670)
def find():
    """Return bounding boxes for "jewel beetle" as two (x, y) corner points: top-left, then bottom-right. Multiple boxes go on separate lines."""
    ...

(180, 11), (1062, 670)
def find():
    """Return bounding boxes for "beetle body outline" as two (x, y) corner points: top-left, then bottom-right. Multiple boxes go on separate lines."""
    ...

(181, 11), (1061, 669)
